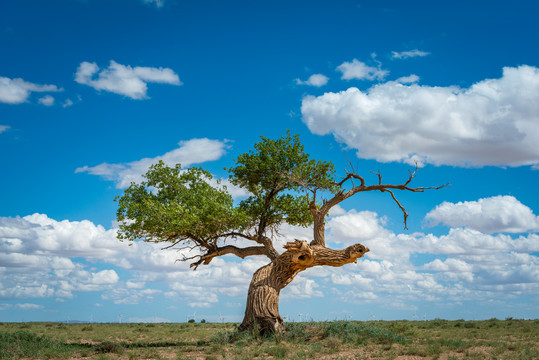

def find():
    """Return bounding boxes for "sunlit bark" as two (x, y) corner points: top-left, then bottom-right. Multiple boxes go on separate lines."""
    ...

(238, 240), (369, 333)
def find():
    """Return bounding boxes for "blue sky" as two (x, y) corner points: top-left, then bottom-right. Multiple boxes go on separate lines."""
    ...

(1, 0), (538, 323)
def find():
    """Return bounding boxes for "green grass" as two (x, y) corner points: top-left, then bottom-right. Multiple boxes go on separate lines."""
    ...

(0, 319), (537, 359)
(0, 330), (87, 359)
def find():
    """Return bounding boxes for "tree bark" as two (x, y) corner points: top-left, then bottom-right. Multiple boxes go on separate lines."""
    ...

(238, 240), (369, 334)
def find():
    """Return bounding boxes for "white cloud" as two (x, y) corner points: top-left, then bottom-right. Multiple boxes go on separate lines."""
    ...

(296, 74), (329, 87)
(327, 207), (539, 263)
(302, 65), (539, 168)
(420, 228), (539, 256)
(63, 99), (74, 108)
(142, 0), (165, 8)
(75, 60), (181, 99)
(0, 303), (45, 311)
(281, 276), (323, 299)
(0, 125), (10, 134)
(327, 210), (388, 245)
(17, 303), (45, 310)
(38, 95), (55, 106)
(336, 59), (388, 81)
(0, 214), (125, 300)
(0, 76), (61, 104)
(0, 212), (270, 306)
(423, 258), (473, 272)
(76, 138), (229, 188)
(1, 213), (125, 259)
(396, 74), (420, 84)
(425, 195), (539, 233)
(126, 280), (145, 289)
(391, 49), (430, 59)
(322, 207), (539, 306)
(102, 287), (162, 305)
(0, 213), (208, 303)
(0, 201), (538, 315)
(217, 178), (251, 199)
(328, 204), (346, 217)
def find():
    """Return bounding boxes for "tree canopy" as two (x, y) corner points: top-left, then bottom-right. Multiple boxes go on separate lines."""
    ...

(116, 132), (338, 267)
(116, 131), (444, 268)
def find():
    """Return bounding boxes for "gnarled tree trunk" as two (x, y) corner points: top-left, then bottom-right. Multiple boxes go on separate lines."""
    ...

(238, 240), (369, 334)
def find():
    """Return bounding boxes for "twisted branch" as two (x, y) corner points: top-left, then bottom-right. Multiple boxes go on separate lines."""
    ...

(189, 245), (270, 270)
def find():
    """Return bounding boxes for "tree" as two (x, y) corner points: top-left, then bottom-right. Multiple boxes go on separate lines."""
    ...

(115, 132), (445, 333)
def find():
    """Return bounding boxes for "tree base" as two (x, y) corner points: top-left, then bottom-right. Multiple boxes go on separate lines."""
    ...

(238, 240), (369, 334)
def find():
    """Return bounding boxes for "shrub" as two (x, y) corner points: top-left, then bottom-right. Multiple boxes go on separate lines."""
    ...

(0, 331), (71, 359)
(95, 341), (125, 354)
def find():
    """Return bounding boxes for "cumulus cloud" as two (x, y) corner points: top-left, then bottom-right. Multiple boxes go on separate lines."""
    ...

(0, 76), (61, 104)
(296, 74), (329, 87)
(0, 212), (267, 307)
(336, 59), (388, 81)
(0, 213), (198, 301)
(102, 287), (162, 305)
(0, 303), (44, 311)
(217, 178), (251, 199)
(302, 65), (539, 168)
(423, 258), (474, 272)
(0, 215), (123, 300)
(281, 276), (323, 299)
(425, 195), (539, 233)
(142, 0), (165, 8)
(331, 209), (539, 260)
(62, 99), (74, 108)
(76, 138), (229, 188)
(327, 210), (388, 245)
(0, 125), (10, 134)
(1, 201), (538, 316)
(75, 60), (181, 99)
(323, 207), (539, 306)
(391, 49), (430, 59)
(38, 95), (55, 106)
(396, 74), (420, 84)
(0, 214), (124, 259)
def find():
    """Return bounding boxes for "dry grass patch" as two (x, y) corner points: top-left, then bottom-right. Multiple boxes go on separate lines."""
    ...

(1, 319), (537, 359)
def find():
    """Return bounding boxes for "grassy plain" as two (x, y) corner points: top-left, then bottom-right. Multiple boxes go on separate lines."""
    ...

(0, 319), (537, 359)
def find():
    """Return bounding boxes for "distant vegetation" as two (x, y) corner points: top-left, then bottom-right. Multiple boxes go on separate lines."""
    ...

(1, 319), (538, 359)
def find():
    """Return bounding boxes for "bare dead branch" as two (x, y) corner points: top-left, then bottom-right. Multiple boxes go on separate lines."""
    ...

(161, 238), (184, 250)
(170, 243), (199, 253)
(384, 188), (409, 229)
(335, 173), (366, 187)
(404, 163), (419, 186)
(178, 253), (201, 263)
(315, 167), (448, 237)
(217, 232), (257, 241)
(189, 245), (269, 270)
(370, 170), (382, 184)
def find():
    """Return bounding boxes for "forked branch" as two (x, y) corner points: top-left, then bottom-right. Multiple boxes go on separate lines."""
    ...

(318, 165), (448, 233)
(189, 245), (270, 270)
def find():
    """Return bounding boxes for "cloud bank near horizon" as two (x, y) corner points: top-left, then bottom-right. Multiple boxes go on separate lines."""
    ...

(1, 194), (537, 317)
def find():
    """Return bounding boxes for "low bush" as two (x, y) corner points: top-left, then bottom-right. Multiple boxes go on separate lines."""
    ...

(0, 331), (72, 359)
(95, 340), (125, 354)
